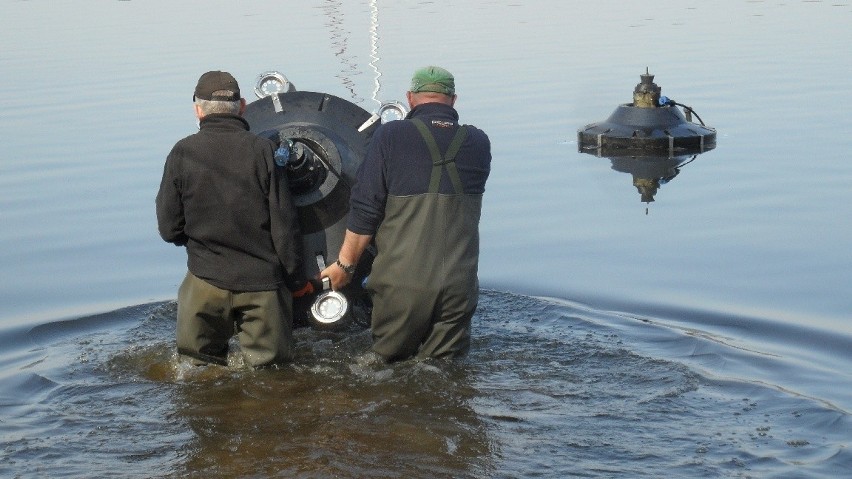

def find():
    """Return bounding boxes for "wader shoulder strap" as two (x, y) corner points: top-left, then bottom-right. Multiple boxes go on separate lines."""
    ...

(411, 118), (468, 194)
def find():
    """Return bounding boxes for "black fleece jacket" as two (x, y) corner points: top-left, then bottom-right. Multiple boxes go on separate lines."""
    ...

(156, 113), (303, 292)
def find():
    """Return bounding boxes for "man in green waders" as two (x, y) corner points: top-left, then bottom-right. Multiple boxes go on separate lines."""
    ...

(321, 66), (492, 362)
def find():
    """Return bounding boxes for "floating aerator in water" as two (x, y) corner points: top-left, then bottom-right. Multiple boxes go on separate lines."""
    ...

(578, 70), (716, 156)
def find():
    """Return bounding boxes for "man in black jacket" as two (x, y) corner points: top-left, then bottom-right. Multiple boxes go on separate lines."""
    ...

(156, 70), (303, 367)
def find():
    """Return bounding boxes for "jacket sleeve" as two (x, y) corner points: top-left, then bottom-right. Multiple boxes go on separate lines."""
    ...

(267, 148), (305, 291)
(155, 148), (188, 246)
(347, 125), (389, 235)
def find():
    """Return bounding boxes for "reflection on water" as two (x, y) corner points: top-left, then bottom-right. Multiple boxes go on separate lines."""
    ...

(2, 292), (850, 478)
(607, 154), (703, 212)
(321, 0), (365, 105)
(171, 357), (491, 478)
(143, 313), (492, 478)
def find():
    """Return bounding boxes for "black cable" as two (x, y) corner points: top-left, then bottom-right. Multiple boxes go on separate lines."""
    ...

(673, 102), (706, 126)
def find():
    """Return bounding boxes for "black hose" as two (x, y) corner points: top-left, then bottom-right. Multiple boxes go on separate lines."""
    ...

(673, 102), (706, 126)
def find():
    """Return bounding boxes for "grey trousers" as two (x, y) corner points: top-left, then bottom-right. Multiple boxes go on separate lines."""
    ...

(176, 272), (293, 367)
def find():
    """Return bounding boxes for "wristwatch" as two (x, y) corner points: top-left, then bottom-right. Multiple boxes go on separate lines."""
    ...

(335, 259), (356, 275)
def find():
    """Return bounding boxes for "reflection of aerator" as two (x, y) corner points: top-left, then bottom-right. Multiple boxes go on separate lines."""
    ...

(610, 154), (699, 211)
(578, 69), (716, 156)
(244, 71), (405, 329)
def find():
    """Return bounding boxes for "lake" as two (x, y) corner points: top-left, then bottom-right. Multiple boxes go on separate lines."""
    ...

(1, 0), (851, 477)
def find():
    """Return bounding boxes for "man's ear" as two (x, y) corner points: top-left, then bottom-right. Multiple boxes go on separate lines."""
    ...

(239, 98), (247, 115)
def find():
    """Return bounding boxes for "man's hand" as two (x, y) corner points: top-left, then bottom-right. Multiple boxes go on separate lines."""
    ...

(320, 229), (374, 290)
(320, 262), (352, 291)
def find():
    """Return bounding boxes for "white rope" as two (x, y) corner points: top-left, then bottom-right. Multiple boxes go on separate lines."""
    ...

(368, 0), (382, 108)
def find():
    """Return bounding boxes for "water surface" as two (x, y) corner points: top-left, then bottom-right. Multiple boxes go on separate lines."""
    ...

(1, 0), (851, 477)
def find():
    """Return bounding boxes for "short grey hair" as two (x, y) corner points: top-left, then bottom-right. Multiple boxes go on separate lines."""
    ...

(195, 95), (241, 116)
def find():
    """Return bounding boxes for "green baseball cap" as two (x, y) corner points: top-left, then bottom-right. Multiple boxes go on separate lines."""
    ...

(409, 66), (455, 96)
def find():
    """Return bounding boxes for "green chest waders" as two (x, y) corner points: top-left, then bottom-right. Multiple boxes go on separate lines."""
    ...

(369, 119), (480, 361)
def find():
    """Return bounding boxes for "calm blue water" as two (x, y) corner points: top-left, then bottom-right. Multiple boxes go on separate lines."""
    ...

(1, 1), (851, 477)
